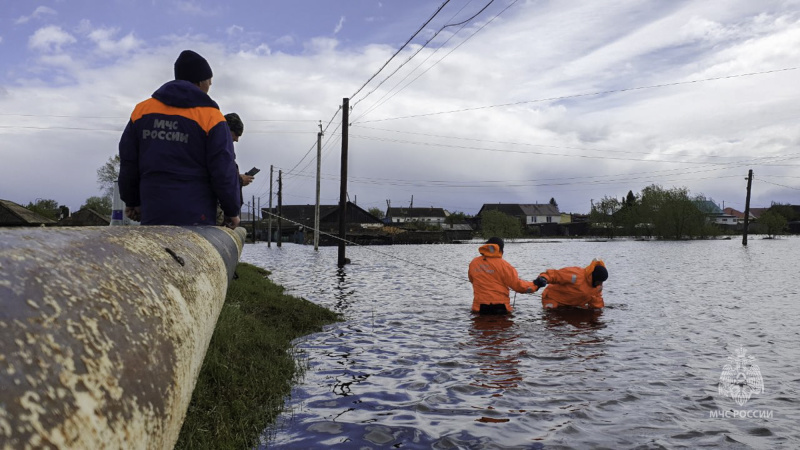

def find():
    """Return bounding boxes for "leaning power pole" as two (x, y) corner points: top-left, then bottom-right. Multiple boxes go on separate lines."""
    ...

(315, 122), (323, 251)
(268, 165), (273, 247)
(742, 169), (753, 246)
(337, 98), (349, 267)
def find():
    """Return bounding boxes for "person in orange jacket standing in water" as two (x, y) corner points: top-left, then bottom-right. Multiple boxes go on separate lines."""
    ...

(468, 237), (538, 314)
(534, 259), (608, 309)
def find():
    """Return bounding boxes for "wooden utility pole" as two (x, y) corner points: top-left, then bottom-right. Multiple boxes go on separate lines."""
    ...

(742, 169), (753, 246)
(337, 98), (349, 267)
(277, 170), (282, 248)
(251, 195), (256, 244)
(315, 122), (323, 251)
(268, 165), (273, 247)
(256, 197), (260, 243)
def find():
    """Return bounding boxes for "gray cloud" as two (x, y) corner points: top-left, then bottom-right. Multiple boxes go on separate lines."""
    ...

(1, 1), (798, 214)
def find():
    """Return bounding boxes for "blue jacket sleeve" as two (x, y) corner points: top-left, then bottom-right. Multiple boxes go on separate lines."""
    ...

(206, 122), (241, 217)
(118, 120), (140, 207)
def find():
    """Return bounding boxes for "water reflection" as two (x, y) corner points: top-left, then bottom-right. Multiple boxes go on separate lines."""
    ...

(333, 267), (355, 312)
(244, 239), (800, 449)
(468, 313), (523, 392)
(543, 307), (605, 331)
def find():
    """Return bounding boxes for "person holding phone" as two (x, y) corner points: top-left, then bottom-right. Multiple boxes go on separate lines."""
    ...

(224, 113), (256, 187)
(215, 113), (257, 226)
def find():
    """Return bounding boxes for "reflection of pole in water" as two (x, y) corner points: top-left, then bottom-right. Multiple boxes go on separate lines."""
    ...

(334, 267), (356, 312)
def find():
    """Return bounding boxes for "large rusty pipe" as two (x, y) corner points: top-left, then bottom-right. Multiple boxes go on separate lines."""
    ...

(0, 225), (246, 450)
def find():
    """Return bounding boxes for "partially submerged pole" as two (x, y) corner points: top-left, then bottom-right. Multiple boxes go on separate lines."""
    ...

(338, 97), (349, 267)
(742, 169), (753, 246)
(0, 225), (246, 449)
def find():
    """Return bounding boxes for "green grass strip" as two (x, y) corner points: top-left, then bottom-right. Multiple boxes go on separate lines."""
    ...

(176, 262), (342, 450)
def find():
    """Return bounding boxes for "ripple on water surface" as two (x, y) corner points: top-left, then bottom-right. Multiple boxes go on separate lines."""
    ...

(244, 238), (800, 448)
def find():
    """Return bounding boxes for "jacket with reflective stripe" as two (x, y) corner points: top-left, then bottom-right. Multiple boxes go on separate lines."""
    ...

(468, 243), (536, 312)
(119, 80), (240, 225)
(539, 259), (605, 309)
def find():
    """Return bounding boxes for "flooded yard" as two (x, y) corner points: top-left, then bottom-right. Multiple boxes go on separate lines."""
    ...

(242, 237), (800, 449)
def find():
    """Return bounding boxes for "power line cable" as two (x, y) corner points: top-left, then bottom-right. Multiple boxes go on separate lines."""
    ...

(350, 124), (759, 159)
(350, 1), (452, 101)
(260, 209), (469, 283)
(351, 0), (494, 110)
(273, 107), (343, 196)
(757, 179), (800, 191)
(348, 134), (800, 166)
(353, 67), (800, 124)
(352, 0), (519, 123)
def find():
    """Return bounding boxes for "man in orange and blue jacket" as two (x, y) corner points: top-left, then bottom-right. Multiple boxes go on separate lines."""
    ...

(119, 50), (241, 227)
(468, 237), (538, 314)
(535, 259), (608, 309)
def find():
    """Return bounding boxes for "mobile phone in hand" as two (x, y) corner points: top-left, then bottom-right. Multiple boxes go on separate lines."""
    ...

(245, 167), (260, 176)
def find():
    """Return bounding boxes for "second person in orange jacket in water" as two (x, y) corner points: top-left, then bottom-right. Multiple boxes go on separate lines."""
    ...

(468, 237), (538, 314)
(534, 259), (608, 309)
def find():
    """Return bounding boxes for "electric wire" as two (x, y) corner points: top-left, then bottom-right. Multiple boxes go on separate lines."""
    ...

(353, 66), (800, 124)
(350, 124), (756, 159)
(280, 107), (342, 180)
(349, 1), (452, 101)
(758, 179), (800, 191)
(348, 134), (800, 166)
(351, 0), (494, 110)
(260, 209), (470, 283)
(351, 0), (519, 124)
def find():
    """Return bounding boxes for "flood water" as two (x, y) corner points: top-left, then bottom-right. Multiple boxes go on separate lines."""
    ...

(241, 237), (800, 449)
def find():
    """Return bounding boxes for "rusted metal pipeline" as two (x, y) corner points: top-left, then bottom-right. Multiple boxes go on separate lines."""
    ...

(0, 225), (246, 450)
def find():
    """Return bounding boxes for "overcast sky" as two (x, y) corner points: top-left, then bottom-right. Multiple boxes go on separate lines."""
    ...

(1, 0), (799, 215)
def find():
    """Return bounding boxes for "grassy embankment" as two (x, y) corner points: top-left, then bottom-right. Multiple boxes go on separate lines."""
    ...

(175, 262), (341, 450)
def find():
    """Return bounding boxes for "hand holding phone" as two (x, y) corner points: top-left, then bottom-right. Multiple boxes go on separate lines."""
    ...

(245, 167), (260, 176)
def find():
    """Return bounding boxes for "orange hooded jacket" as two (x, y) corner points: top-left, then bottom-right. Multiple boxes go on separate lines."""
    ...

(468, 243), (537, 312)
(539, 259), (606, 309)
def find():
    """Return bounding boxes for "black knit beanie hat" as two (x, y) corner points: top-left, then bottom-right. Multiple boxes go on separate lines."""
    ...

(225, 113), (244, 136)
(486, 237), (504, 253)
(592, 265), (608, 286)
(174, 50), (213, 83)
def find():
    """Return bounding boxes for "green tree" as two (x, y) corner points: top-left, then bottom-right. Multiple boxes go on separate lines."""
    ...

(367, 207), (385, 219)
(97, 155), (120, 198)
(758, 210), (787, 238)
(767, 203), (799, 222)
(82, 196), (113, 216)
(549, 197), (558, 209)
(625, 190), (636, 207)
(480, 210), (522, 240)
(589, 196), (622, 238)
(617, 191), (643, 237)
(25, 198), (61, 220)
(445, 211), (467, 226)
(639, 185), (707, 239)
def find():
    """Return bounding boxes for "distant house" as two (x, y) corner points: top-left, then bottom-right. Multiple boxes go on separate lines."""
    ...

(723, 207), (747, 224)
(694, 199), (737, 225)
(58, 208), (110, 226)
(478, 203), (560, 226)
(521, 204), (560, 225)
(386, 207), (447, 226)
(0, 199), (57, 227)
